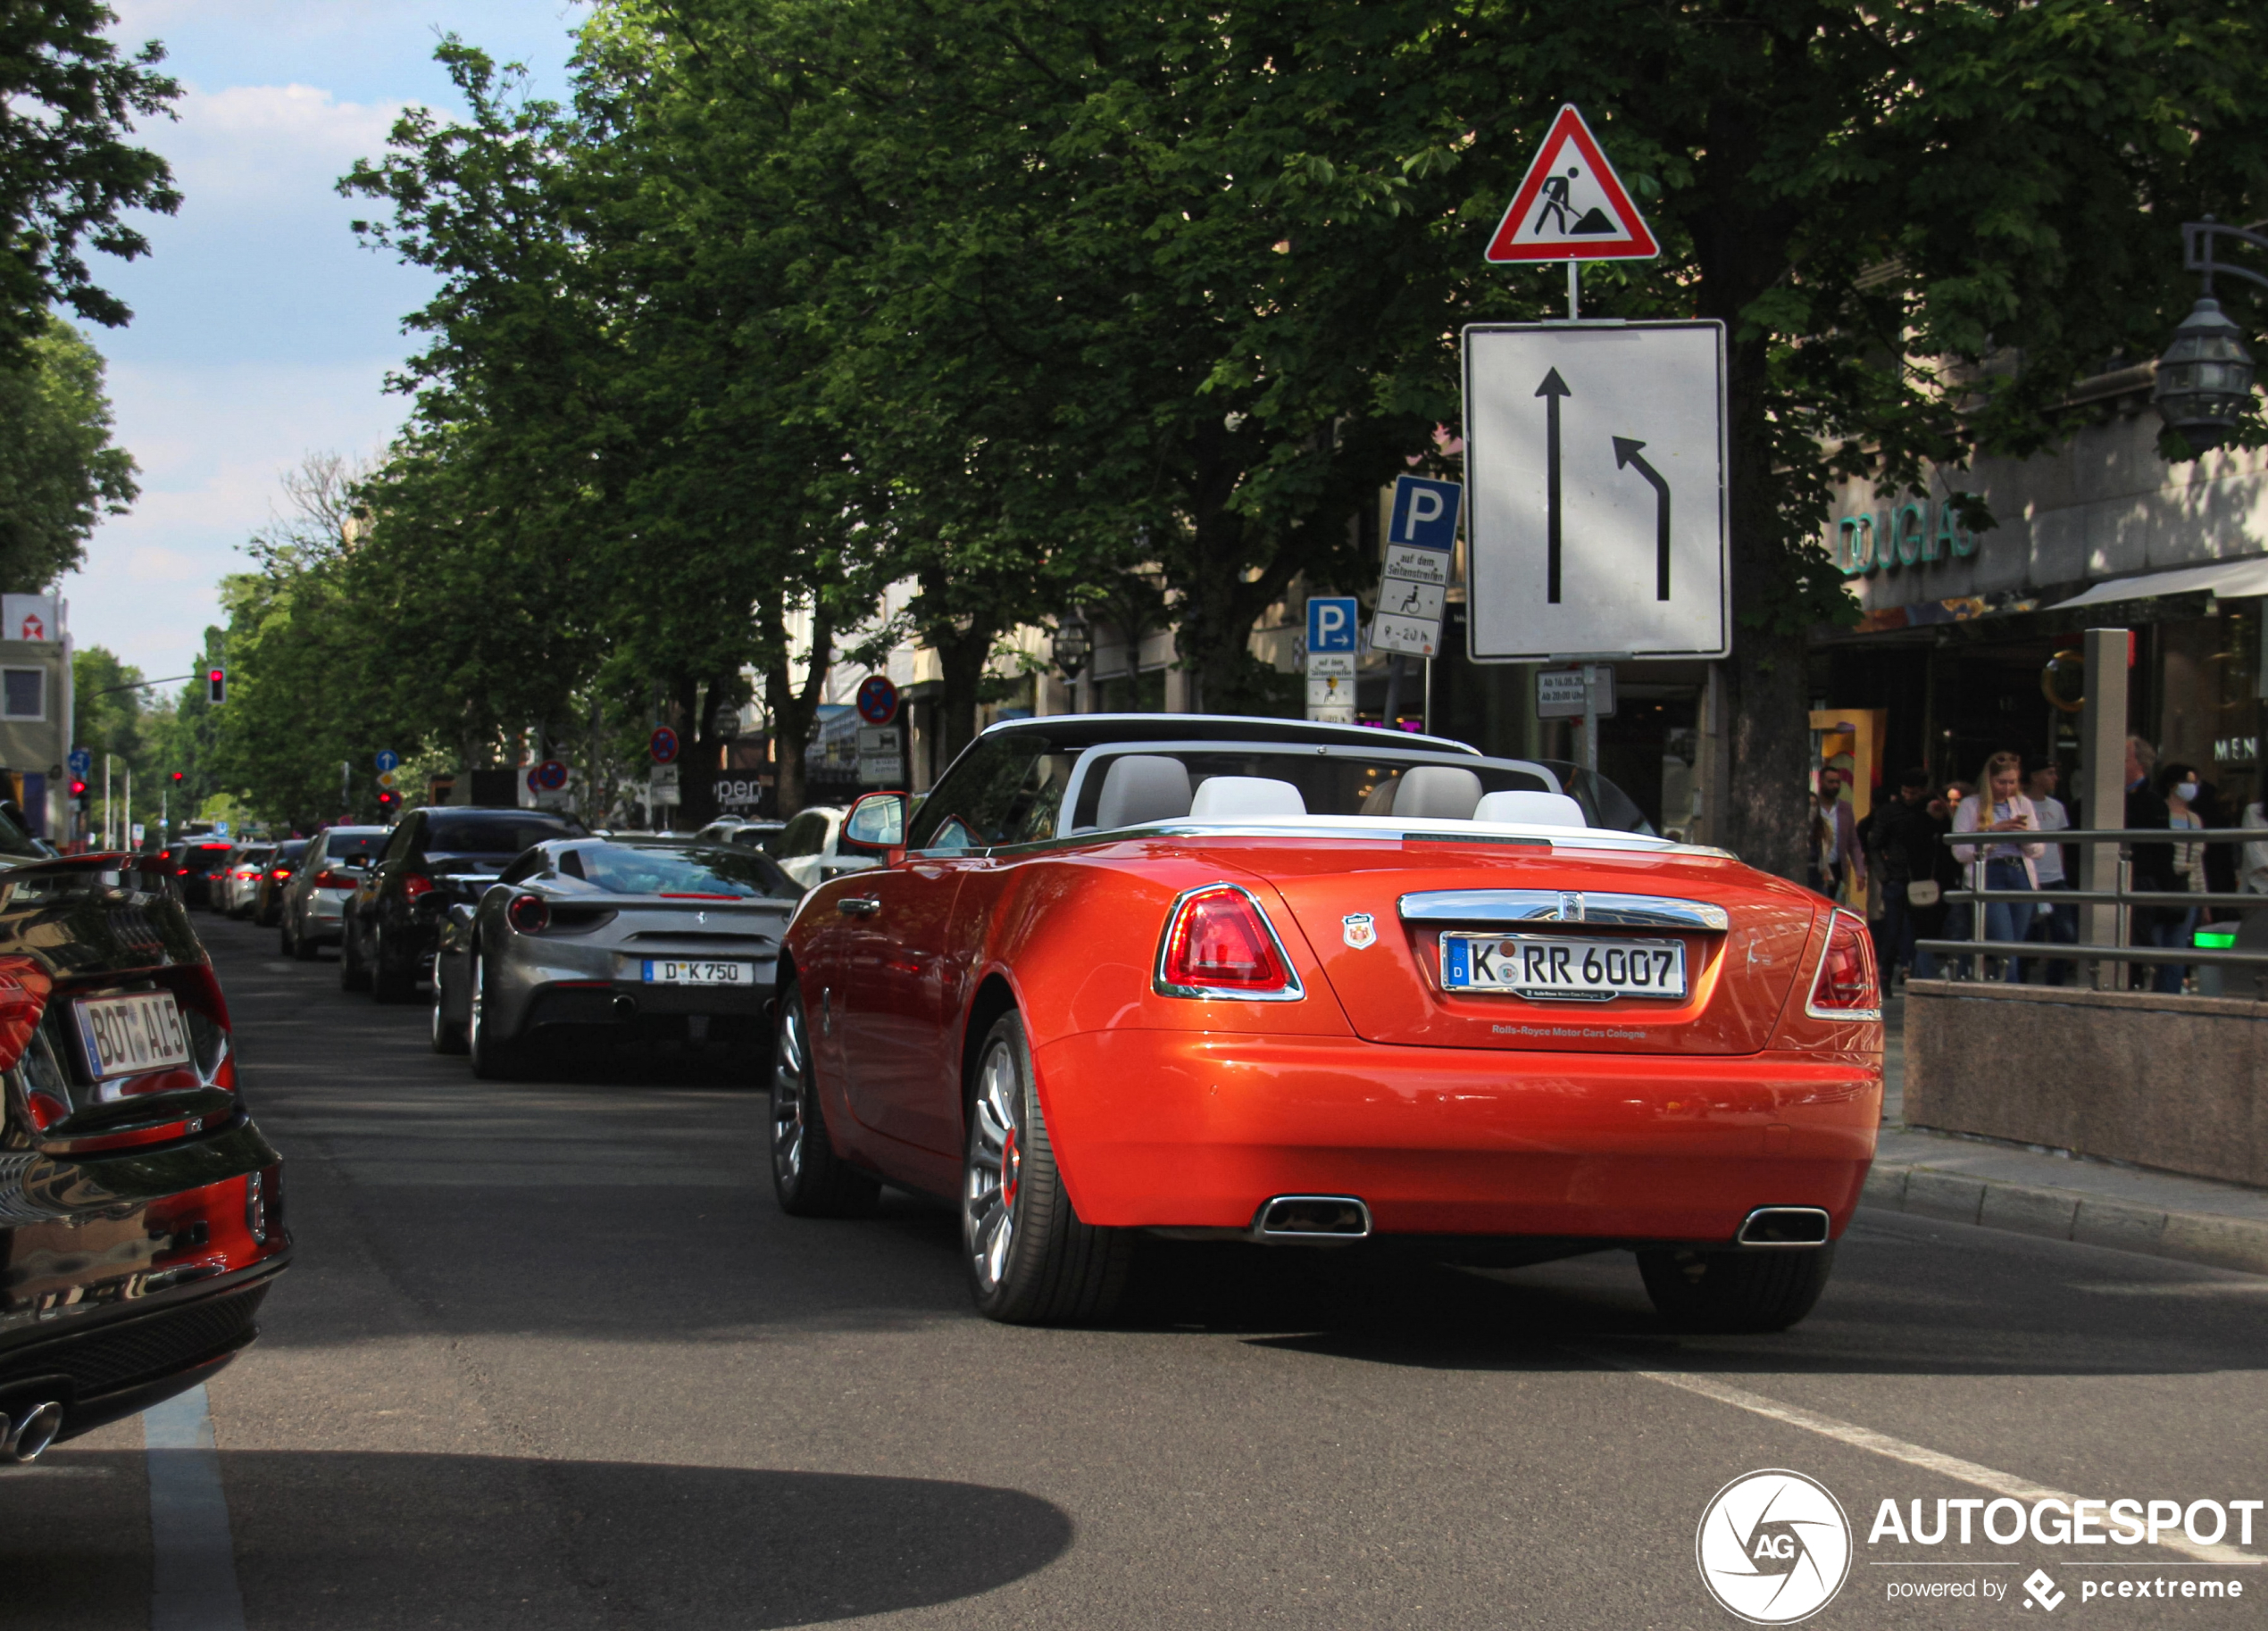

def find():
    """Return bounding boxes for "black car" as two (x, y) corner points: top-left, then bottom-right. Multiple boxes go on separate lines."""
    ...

(161, 837), (238, 909)
(341, 806), (589, 1003)
(0, 829), (290, 1461)
(253, 837), (311, 927)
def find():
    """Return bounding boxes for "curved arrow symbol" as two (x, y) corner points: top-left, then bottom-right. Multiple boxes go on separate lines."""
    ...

(1613, 436), (1671, 600)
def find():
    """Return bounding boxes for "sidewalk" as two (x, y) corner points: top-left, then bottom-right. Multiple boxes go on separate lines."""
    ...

(1863, 993), (2268, 1275)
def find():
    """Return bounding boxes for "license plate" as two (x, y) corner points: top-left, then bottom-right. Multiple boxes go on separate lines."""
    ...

(74, 990), (193, 1078)
(1440, 933), (1685, 1003)
(640, 960), (752, 986)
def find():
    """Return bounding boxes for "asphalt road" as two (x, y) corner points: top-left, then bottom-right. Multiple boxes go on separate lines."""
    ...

(9, 913), (2268, 1629)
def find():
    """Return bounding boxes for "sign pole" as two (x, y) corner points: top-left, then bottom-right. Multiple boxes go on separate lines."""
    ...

(1567, 262), (1579, 321)
(1582, 663), (1600, 770)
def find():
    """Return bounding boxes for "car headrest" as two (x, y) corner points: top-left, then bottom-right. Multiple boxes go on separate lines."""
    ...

(1189, 777), (1306, 820)
(1393, 765), (1484, 820)
(1473, 789), (1588, 828)
(1096, 755), (1193, 828)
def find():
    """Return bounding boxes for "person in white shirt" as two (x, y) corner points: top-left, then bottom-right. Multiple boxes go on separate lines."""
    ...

(1950, 750), (2046, 981)
(2022, 762), (2074, 985)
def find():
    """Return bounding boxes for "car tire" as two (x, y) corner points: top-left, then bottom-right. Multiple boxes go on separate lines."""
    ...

(371, 924), (415, 1004)
(768, 981), (880, 1218)
(467, 951), (523, 1080)
(339, 917), (371, 992)
(430, 974), (468, 1055)
(961, 1009), (1131, 1325)
(1638, 1243), (1837, 1334)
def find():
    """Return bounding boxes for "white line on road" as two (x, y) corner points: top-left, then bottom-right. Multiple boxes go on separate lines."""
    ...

(1588, 1355), (2261, 1568)
(145, 1384), (249, 1631)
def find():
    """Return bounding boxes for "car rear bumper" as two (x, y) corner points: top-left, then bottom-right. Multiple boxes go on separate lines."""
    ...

(1032, 1029), (1880, 1242)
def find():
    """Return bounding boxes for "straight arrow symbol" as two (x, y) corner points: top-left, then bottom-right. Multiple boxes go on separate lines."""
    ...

(1536, 369), (1570, 602)
(1612, 436), (1671, 600)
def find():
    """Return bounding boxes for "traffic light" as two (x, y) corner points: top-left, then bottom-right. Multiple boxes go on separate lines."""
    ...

(68, 778), (87, 807)
(170, 770), (185, 786)
(375, 788), (400, 815)
(206, 666), (226, 705)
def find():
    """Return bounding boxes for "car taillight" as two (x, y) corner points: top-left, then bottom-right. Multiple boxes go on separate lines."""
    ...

(313, 869), (357, 888)
(403, 873), (434, 901)
(0, 955), (52, 1075)
(1155, 883), (1303, 1000)
(508, 895), (550, 934)
(270, 867), (291, 880)
(1805, 910), (1880, 1019)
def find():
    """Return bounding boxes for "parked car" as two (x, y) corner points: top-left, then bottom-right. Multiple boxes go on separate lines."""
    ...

(252, 838), (309, 927)
(771, 805), (891, 891)
(217, 845), (277, 918)
(160, 837), (238, 909)
(277, 827), (390, 959)
(430, 836), (801, 1077)
(772, 713), (1880, 1333)
(0, 824), (291, 1462)
(341, 807), (588, 1003)
(691, 817), (786, 854)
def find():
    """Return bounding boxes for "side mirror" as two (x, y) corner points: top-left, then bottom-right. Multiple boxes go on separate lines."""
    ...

(842, 791), (907, 853)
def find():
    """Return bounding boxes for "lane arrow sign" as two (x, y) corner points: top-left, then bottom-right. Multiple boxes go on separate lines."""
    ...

(1612, 436), (1672, 600)
(1537, 369), (1571, 603)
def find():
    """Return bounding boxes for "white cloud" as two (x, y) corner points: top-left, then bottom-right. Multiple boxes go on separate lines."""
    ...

(156, 82), (409, 210)
(64, 358), (410, 678)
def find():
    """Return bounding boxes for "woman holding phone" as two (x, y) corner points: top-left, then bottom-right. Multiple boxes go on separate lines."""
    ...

(1951, 750), (2047, 980)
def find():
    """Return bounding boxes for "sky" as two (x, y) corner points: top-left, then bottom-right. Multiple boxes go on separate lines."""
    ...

(64, 0), (589, 688)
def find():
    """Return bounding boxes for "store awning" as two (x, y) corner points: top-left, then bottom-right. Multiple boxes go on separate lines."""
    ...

(2044, 554), (2268, 611)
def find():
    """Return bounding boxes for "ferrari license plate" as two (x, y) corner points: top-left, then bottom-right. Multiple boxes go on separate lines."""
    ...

(1440, 933), (1685, 1003)
(74, 990), (193, 1078)
(641, 960), (752, 986)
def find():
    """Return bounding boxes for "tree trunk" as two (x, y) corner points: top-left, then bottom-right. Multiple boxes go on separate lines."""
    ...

(928, 618), (995, 770)
(763, 602), (833, 820)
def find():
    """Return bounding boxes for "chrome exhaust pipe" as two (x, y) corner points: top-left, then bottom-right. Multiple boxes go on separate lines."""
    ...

(1736, 1206), (1831, 1247)
(4, 1401), (64, 1464)
(1254, 1195), (1372, 1242)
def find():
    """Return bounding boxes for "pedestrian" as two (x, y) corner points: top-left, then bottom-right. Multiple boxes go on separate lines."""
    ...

(2022, 761), (2076, 985)
(1868, 767), (1937, 985)
(2157, 761), (2208, 990)
(2246, 791), (2268, 897)
(1912, 781), (1964, 978)
(1808, 764), (1865, 904)
(2122, 737), (2181, 993)
(1950, 751), (2043, 982)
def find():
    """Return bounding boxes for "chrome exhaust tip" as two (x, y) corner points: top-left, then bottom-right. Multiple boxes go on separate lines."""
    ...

(1736, 1206), (1831, 1247)
(1254, 1195), (1372, 1242)
(4, 1401), (64, 1464)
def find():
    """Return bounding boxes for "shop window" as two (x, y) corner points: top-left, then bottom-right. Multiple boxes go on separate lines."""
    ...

(1, 668), (42, 720)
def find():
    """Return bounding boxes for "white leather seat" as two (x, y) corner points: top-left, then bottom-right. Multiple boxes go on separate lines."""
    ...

(1392, 765), (1484, 820)
(1096, 755), (1193, 828)
(1473, 789), (1587, 828)
(1188, 777), (1306, 820)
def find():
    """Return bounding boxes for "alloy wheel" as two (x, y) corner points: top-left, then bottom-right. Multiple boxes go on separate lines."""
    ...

(771, 1001), (809, 1186)
(963, 1040), (1023, 1294)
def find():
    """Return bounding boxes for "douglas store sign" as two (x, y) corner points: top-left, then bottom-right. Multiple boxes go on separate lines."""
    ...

(1830, 494), (1985, 578)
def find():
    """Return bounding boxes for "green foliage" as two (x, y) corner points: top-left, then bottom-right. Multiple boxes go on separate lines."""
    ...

(0, 313), (137, 589)
(0, 0), (181, 359)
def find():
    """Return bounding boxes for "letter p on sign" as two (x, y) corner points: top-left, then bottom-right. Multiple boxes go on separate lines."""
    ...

(1391, 475), (1463, 550)
(1307, 595), (1359, 653)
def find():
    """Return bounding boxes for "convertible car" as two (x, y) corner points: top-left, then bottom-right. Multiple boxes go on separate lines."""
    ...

(432, 836), (806, 1078)
(774, 714), (1881, 1333)
(0, 842), (289, 1462)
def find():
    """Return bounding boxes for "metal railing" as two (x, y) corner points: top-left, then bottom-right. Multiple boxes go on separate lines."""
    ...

(1909, 827), (2268, 994)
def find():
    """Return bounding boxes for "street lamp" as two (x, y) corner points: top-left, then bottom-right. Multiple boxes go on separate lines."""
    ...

(2155, 217), (2264, 457)
(1053, 616), (1092, 680)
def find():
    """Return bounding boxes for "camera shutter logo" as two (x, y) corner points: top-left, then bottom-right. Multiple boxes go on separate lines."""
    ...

(1696, 1469), (1852, 1624)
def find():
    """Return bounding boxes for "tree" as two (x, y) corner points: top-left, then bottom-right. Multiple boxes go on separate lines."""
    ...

(0, 0), (181, 359)
(0, 312), (136, 587)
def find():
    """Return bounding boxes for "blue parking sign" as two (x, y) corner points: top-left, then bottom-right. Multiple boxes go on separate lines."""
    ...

(1306, 595), (1359, 653)
(1389, 475), (1462, 553)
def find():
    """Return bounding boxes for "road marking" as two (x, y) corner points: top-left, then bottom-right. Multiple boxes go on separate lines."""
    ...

(145, 1384), (249, 1631)
(1590, 1357), (2262, 1567)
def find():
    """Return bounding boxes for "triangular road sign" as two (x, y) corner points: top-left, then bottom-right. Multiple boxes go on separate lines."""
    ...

(1484, 104), (1658, 264)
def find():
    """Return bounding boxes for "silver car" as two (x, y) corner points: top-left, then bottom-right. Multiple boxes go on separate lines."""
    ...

(278, 826), (390, 958)
(770, 805), (888, 891)
(430, 836), (804, 1078)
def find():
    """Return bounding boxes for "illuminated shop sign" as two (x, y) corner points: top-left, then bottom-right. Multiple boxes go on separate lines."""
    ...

(1830, 495), (1983, 578)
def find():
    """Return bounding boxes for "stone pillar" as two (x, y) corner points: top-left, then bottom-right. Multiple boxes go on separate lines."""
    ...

(2080, 627), (2130, 990)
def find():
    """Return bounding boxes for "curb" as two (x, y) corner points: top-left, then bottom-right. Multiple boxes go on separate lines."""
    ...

(1861, 1162), (2268, 1277)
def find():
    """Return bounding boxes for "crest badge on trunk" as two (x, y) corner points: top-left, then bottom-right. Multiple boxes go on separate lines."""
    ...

(1342, 913), (1378, 950)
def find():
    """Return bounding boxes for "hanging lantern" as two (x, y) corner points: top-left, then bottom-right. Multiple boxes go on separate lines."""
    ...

(1053, 617), (1093, 679)
(2154, 297), (2257, 456)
